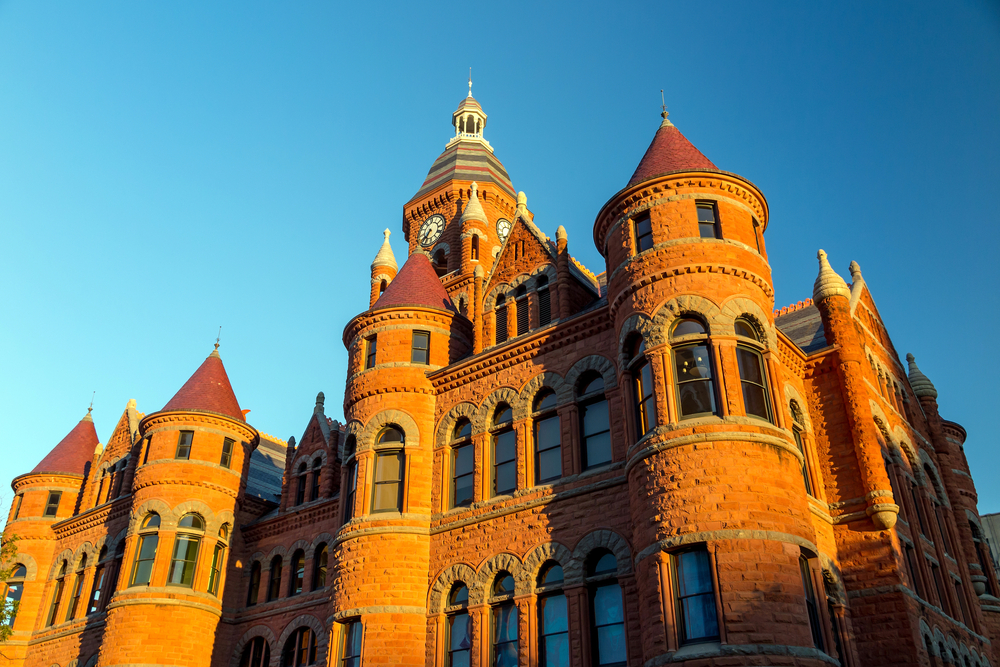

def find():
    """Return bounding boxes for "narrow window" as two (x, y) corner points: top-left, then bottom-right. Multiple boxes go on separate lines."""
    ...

(955, 580), (971, 625)
(588, 551), (626, 665)
(515, 286), (529, 336)
(142, 436), (152, 465)
(339, 620), (363, 667)
(168, 513), (204, 588)
(267, 556), (282, 601)
(220, 438), (235, 469)
(634, 213), (653, 253)
(735, 319), (772, 422)
(495, 295), (508, 345)
(208, 537), (226, 596)
(282, 627), (317, 667)
(43, 491), (62, 518)
(378, 279), (387, 296)
(87, 547), (107, 614)
(534, 391), (561, 484)
(471, 235), (480, 260)
(130, 514), (160, 587)
(800, 555), (824, 651)
(491, 405), (516, 496)
(752, 218), (762, 254)
(579, 374), (611, 469)
(790, 401), (814, 496)
(372, 428), (405, 513)
(175, 431), (194, 460)
(246, 561), (261, 606)
(310, 459), (321, 501)
(447, 585), (472, 667)
(65, 556), (86, 622)
(904, 544), (922, 597)
(239, 637), (271, 667)
(672, 319), (716, 419)
(628, 337), (657, 437)
(491, 573), (518, 667)
(674, 548), (719, 645)
(313, 544), (328, 590)
(296, 463), (308, 506)
(930, 561), (949, 614)
(290, 550), (305, 596)
(344, 461), (358, 521)
(537, 276), (551, 326)
(910, 483), (928, 535)
(365, 335), (377, 370)
(46, 561), (67, 627)
(108, 542), (124, 600)
(537, 563), (568, 666)
(412, 330), (431, 364)
(4, 564), (26, 628)
(451, 419), (474, 508)
(697, 203), (720, 239)
(11, 494), (22, 520)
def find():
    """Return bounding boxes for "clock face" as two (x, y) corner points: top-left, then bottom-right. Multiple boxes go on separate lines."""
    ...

(417, 214), (445, 247)
(496, 218), (511, 242)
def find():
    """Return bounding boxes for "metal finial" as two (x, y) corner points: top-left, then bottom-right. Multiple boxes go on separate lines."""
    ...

(215, 325), (222, 351)
(88, 391), (95, 415)
(661, 89), (668, 119)
(468, 67), (473, 98)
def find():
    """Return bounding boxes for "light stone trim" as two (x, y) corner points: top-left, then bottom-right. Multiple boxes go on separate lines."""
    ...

(428, 562), (479, 614)
(436, 402), (479, 448)
(625, 430), (803, 475)
(230, 626), (277, 667)
(643, 642), (839, 667)
(358, 409), (421, 452)
(275, 614), (327, 661)
(105, 596), (222, 617)
(573, 529), (633, 576)
(518, 371), (571, 407)
(331, 605), (426, 620)
(332, 524), (429, 549)
(476, 386), (526, 424)
(635, 529), (819, 565)
(521, 541), (578, 587)
(475, 552), (524, 601)
(617, 312), (655, 369)
(11, 552), (38, 580)
(564, 354), (619, 392)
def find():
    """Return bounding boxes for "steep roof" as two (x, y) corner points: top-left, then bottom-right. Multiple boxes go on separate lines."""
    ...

(161, 349), (245, 421)
(413, 142), (515, 201)
(31, 411), (100, 476)
(372, 252), (455, 312)
(627, 116), (717, 188)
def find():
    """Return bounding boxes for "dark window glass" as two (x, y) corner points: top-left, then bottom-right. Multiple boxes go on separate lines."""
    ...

(634, 214), (653, 252)
(372, 450), (405, 513)
(516, 296), (529, 336)
(955, 580), (971, 625)
(495, 297), (508, 345)
(673, 318), (706, 337)
(581, 375), (604, 395)
(340, 621), (363, 667)
(448, 611), (472, 667)
(65, 559), (86, 622)
(737, 347), (771, 421)
(935, 504), (952, 556)
(590, 552), (618, 577)
(313, 545), (328, 590)
(904, 545), (922, 597)
(11, 494), (21, 520)
(697, 204), (719, 239)
(494, 405), (513, 426)
(412, 331), (431, 364)
(492, 602), (518, 667)
(539, 593), (569, 667)
(208, 543), (225, 596)
(930, 562), (949, 614)
(452, 442), (474, 508)
(734, 319), (759, 340)
(674, 549), (719, 644)
(534, 390), (557, 412)
(451, 584), (469, 605)
(454, 419), (472, 440)
(291, 550), (305, 596)
(632, 347), (657, 437)
(365, 335), (377, 370)
(344, 461), (358, 521)
(175, 431), (193, 459)
(493, 429), (516, 496)
(591, 583), (626, 666)
(267, 557), (282, 601)
(471, 235), (480, 260)
(43, 491), (62, 518)
(178, 513), (204, 530)
(296, 463), (308, 506)
(495, 573), (515, 596)
(221, 438), (235, 469)
(168, 536), (201, 587)
(792, 428), (814, 496)
(87, 559), (105, 614)
(540, 562), (564, 586)
(130, 534), (159, 587)
(239, 637), (271, 667)
(535, 415), (561, 484)
(675, 345), (716, 418)
(538, 279), (551, 326)
(247, 562), (261, 606)
(46, 563), (66, 626)
(753, 219), (762, 253)
(800, 556), (824, 651)
(282, 627), (317, 667)
(311, 461), (321, 501)
(5, 565), (25, 627)
(581, 396), (611, 469)
(911, 484), (928, 535)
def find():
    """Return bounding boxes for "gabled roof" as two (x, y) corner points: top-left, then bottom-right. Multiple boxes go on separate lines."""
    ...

(31, 411), (100, 476)
(627, 117), (717, 188)
(372, 252), (456, 312)
(161, 349), (245, 421)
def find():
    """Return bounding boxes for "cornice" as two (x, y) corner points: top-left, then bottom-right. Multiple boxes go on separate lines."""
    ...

(139, 411), (258, 444)
(133, 477), (238, 499)
(343, 306), (466, 348)
(51, 495), (131, 538)
(242, 497), (340, 542)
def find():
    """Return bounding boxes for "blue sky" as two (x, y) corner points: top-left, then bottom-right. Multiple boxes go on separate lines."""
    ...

(1, 1), (998, 522)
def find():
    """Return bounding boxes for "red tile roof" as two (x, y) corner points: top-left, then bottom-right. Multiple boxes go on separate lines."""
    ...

(627, 120), (718, 188)
(161, 350), (245, 421)
(372, 252), (455, 312)
(31, 413), (99, 476)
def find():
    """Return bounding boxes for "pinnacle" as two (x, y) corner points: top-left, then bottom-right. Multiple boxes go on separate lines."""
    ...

(906, 353), (938, 399)
(460, 182), (487, 225)
(371, 229), (398, 272)
(812, 250), (851, 302)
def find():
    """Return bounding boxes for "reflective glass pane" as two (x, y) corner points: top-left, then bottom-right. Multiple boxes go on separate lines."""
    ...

(536, 416), (560, 449)
(672, 319), (705, 337)
(678, 381), (714, 417)
(495, 574), (515, 595)
(541, 634), (569, 667)
(451, 585), (469, 605)
(743, 384), (769, 420)
(675, 346), (712, 380)
(535, 391), (557, 411)
(454, 474), (474, 506)
(581, 376), (604, 395)
(596, 624), (626, 665)
(540, 594), (568, 633)
(455, 444), (474, 476)
(541, 564), (564, 586)
(455, 420), (472, 439)
(376, 453), (401, 481)
(582, 400), (609, 435)
(737, 348), (764, 384)
(697, 206), (716, 222)
(594, 585), (623, 624)
(495, 462), (516, 494)
(494, 603), (518, 641)
(699, 222), (716, 239)
(374, 482), (399, 509)
(677, 551), (713, 596)
(538, 448), (561, 482)
(450, 613), (471, 649)
(734, 320), (757, 340)
(593, 553), (618, 576)
(636, 216), (652, 236)
(495, 431), (516, 463)
(585, 431), (612, 467)
(494, 406), (513, 425)
(682, 593), (719, 641)
(378, 428), (403, 444)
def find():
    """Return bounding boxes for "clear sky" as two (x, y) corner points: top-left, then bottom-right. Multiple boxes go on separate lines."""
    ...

(1, 1), (998, 524)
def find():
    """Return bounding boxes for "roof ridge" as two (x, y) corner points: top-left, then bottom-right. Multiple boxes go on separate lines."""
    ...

(774, 298), (814, 318)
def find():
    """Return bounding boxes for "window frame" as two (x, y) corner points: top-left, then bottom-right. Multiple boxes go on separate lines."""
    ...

(344, 460), (358, 522)
(633, 212), (654, 253)
(490, 406), (517, 497)
(445, 584), (472, 667)
(671, 320), (717, 421)
(208, 538), (226, 597)
(536, 562), (569, 667)
(220, 437), (235, 469)
(495, 295), (508, 345)
(450, 421), (474, 509)
(537, 275), (551, 326)
(267, 556), (283, 602)
(312, 544), (328, 591)
(365, 335), (377, 370)
(282, 626), (318, 667)
(175, 430), (194, 460)
(339, 619), (363, 667)
(167, 513), (204, 588)
(490, 572), (519, 667)
(129, 514), (160, 587)
(734, 336), (773, 423)
(43, 491), (62, 518)
(310, 459), (322, 501)
(46, 561), (67, 627)
(371, 448), (405, 514)
(87, 548), (107, 615)
(411, 330), (431, 365)
(628, 337), (657, 438)
(290, 549), (305, 596)
(671, 546), (720, 646)
(64, 557), (86, 622)
(246, 561), (262, 606)
(5, 563), (26, 627)
(532, 391), (562, 485)
(578, 374), (611, 470)
(696, 202), (721, 239)
(799, 554), (825, 652)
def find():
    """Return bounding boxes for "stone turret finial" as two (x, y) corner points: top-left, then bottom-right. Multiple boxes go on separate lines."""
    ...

(813, 250), (851, 302)
(848, 260), (866, 314)
(474, 264), (485, 278)
(849, 261), (862, 283)
(315, 391), (325, 414)
(94, 442), (104, 456)
(906, 353), (938, 399)
(460, 182), (487, 224)
(371, 229), (397, 271)
(556, 226), (567, 243)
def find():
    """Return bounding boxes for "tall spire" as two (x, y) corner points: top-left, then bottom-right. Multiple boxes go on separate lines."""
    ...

(371, 229), (398, 271)
(627, 107), (715, 188)
(161, 348), (244, 421)
(30, 410), (101, 476)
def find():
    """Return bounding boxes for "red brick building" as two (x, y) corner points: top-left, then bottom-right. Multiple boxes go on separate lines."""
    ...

(4, 92), (999, 667)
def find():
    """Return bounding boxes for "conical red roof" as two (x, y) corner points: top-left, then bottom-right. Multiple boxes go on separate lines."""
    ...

(372, 252), (455, 312)
(627, 119), (717, 188)
(161, 350), (245, 421)
(31, 412), (100, 476)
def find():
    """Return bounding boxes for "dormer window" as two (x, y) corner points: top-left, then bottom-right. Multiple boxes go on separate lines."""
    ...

(697, 203), (720, 239)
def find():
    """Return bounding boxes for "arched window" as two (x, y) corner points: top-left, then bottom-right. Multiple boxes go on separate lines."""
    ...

(296, 462), (308, 506)
(267, 556), (282, 602)
(379, 279), (387, 296)
(578, 372), (611, 470)
(87, 546), (108, 614)
(789, 400), (814, 496)
(495, 294), (508, 345)
(446, 583), (471, 667)
(451, 419), (474, 508)
(239, 637), (271, 667)
(65, 555), (86, 622)
(671, 319), (716, 419)
(282, 627), (317, 667)
(208, 526), (228, 596)
(734, 318), (772, 421)
(246, 561), (262, 607)
(311, 459), (322, 502)
(130, 513), (160, 587)
(344, 435), (357, 459)
(533, 390), (561, 484)
(433, 248), (448, 277)
(537, 275), (551, 326)
(290, 550), (305, 596)
(4, 564), (26, 628)
(491, 572), (518, 666)
(313, 544), (328, 591)
(924, 465), (953, 557)
(372, 427), (406, 513)
(491, 404), (516, 496)
(587, 550), (626, 666)
(672, 547), (719, 646)
(628, 335), (657, 437)
(799, 553), (824, 651)
(168, 513), (204, 588)
(537, 561), (568, 666)
(471, 235), (480, 261)
(46, 561), (68, 627)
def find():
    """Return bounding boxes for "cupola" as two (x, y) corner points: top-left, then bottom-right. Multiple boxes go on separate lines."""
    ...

(448, 78), (490, 151)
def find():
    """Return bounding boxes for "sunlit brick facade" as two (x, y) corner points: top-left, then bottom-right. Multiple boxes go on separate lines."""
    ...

(4, 94), (999, 667)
